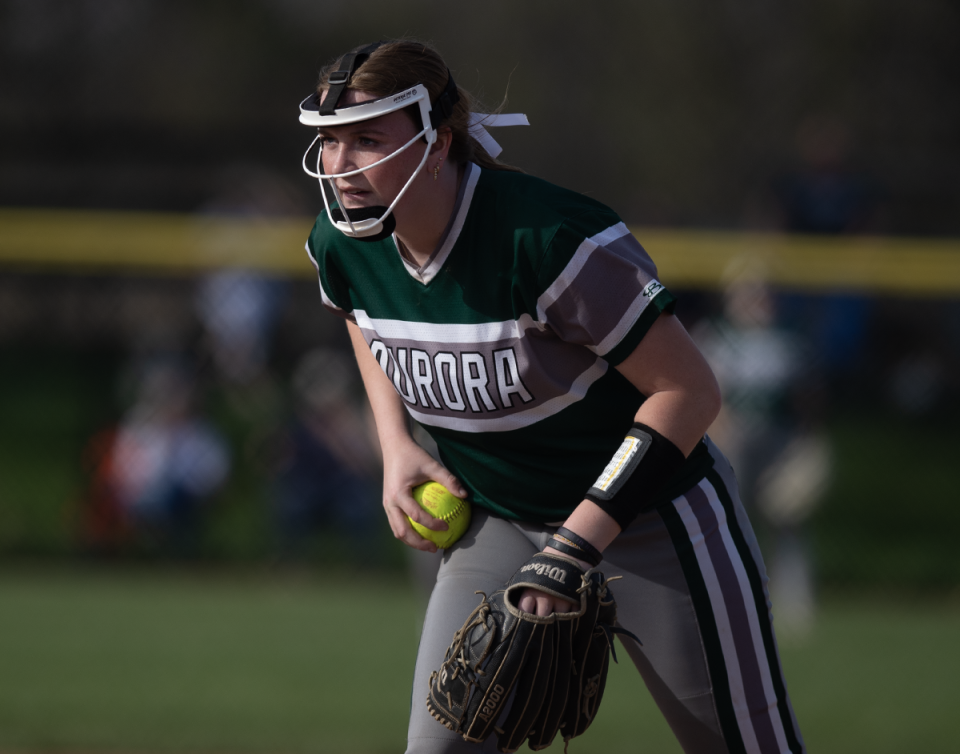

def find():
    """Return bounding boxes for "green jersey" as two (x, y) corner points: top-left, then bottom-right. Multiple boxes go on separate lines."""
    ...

(306, 163), (712, 522)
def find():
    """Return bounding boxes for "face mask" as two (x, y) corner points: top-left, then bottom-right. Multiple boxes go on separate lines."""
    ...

(300, 83), (439, 241)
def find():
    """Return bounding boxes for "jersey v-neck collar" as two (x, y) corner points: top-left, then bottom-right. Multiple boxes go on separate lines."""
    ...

(395, 162), (481, 285)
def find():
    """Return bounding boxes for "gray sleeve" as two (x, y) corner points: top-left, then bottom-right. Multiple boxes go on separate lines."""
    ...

(535, 221), (673, 360)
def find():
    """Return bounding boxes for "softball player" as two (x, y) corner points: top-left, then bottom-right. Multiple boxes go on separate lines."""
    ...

(298, 39), (805, 754)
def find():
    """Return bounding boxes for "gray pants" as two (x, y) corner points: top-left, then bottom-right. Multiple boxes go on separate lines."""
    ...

(406, 440), (805, 754)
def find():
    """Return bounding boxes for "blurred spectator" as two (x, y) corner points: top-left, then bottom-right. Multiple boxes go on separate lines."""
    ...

(775, 115), (875, 235)
(886, 351), (947, 415)
(194, 166), (298, 418)
(191, 167), (299, 553)
(197, 269), (285, 388)
(771, 114), (878, 390)
(77, 426), (129, 555)
(106, 360), (230, 556)
(695, 264), (832, 639)
(263, 347), (380, 563)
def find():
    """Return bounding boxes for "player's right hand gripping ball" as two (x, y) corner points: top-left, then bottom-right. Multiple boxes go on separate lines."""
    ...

(407, 482), (471, 549)
(426, 552), (639, 752)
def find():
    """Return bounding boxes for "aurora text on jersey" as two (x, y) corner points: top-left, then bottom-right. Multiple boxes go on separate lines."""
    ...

(305, 164), (696, 521)
(359, 312), (604, 432)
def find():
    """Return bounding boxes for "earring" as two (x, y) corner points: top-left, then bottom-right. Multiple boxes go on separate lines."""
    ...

(433, 164), (440, 181)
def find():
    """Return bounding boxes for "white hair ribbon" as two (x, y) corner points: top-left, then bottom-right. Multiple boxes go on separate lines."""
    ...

(467, 112), (530, 158)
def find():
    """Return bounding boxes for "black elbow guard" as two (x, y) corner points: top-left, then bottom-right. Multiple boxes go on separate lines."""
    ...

(584, 422), (687, 530)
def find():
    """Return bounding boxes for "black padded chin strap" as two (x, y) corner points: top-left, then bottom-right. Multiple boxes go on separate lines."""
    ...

(329, 206), (396, 243)
(318, 41), (385, 115)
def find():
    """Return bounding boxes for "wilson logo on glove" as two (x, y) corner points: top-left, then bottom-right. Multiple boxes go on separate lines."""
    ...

(519, 562), (568, 582)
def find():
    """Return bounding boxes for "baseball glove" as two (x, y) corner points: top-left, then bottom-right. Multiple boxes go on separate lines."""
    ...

(426, 552), (637, 752)
(553, 570), (633, 748)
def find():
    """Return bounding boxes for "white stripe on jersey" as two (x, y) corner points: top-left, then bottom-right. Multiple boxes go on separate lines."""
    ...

(415, 164), (482, 285)
(306, 240), (344, 313)
(674, 480), (792, 754)
(535, 221), (632, 323)
(405, 357), (608, 433)
(353, 309), (541, 344)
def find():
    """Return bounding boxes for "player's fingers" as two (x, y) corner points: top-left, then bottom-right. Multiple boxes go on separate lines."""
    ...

(395, 490), (449, 532)
(383, 499), (409, 540)
(424, 460), (467, 499)
(382, 492), (422, 537)
(518, 590), (538, 615)
(385, 503), (438, 553)
(518, 588), (564, 617)
(391, 492), (447, 547)
(535, 594), (555, 617)
(420, 516), (449, 532)
(409, 508), (449, 531)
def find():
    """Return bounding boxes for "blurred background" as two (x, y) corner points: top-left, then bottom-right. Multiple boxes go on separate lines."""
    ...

(1, 1), (958, 753)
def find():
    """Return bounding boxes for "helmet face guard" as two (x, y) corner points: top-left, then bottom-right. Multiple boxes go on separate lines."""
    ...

(300, 85), (437, 241)
(299, 43), (460, 242)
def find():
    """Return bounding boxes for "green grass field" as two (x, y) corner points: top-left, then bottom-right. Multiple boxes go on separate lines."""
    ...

(1, 567), (958, 754)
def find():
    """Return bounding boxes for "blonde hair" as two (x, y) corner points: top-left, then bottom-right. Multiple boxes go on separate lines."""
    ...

(317, 40), (521, 172)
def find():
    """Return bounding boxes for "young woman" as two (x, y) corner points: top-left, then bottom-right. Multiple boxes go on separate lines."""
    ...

(298, 40), (805, 754)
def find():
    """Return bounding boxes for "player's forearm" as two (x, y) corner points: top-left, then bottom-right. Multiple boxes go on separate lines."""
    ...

(612, 311), (721, 454)
(545, 501), (621, 569)
(551, 357), (721, 565)
(346, 321), (414, 448)
(631, 381), (720, 457)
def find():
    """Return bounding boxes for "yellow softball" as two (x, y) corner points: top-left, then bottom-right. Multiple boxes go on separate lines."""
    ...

(408, 482), (471, 549)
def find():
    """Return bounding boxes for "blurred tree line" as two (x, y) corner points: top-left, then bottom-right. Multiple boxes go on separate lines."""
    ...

(1, 0), (958, 233)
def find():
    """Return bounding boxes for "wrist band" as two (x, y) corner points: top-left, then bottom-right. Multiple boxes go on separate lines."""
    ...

(555, 527), (603, 564)
(584, 422), (687, 531)
(547, 536), (601, 568)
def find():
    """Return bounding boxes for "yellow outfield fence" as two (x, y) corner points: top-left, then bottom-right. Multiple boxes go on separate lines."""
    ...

(2, 207), (960, 295)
